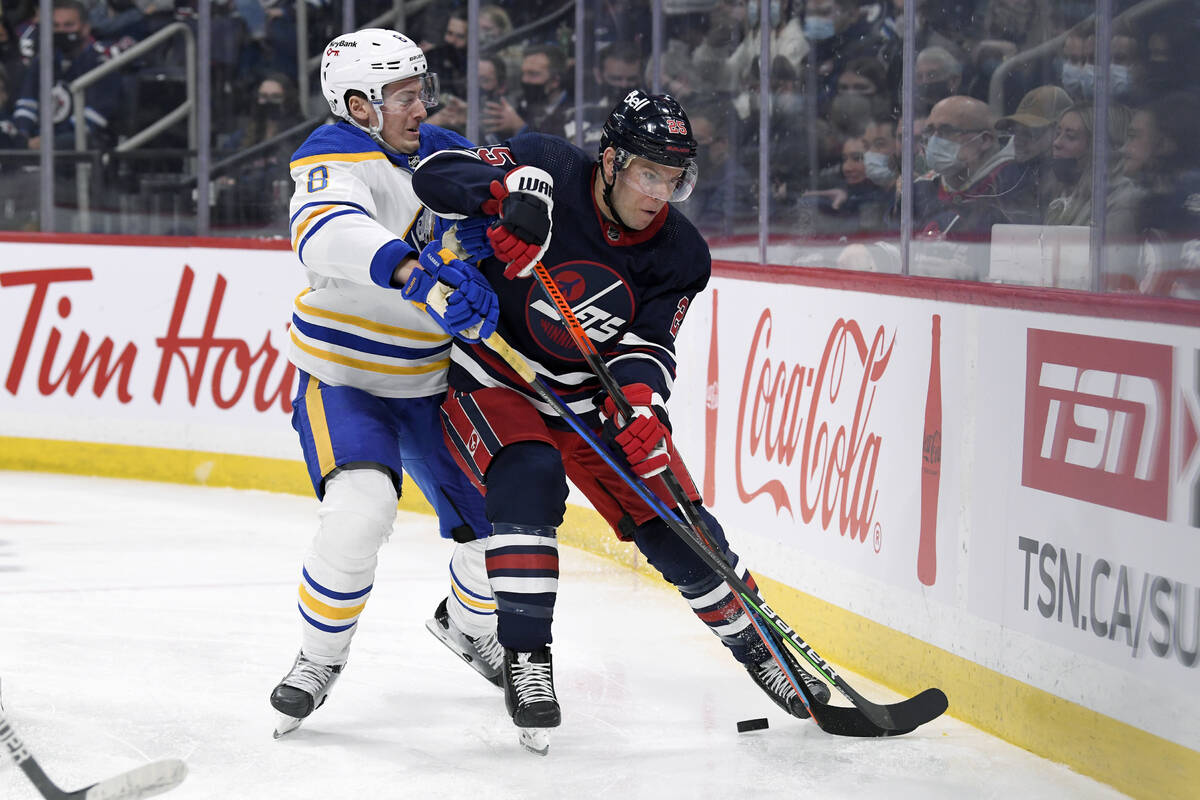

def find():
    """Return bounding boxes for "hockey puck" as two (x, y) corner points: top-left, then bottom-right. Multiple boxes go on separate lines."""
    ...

(736, 717), (769, 733)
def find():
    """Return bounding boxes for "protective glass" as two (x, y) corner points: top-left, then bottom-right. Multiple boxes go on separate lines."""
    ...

(616, 153), (698, 202)
(380, 73), (441, 112)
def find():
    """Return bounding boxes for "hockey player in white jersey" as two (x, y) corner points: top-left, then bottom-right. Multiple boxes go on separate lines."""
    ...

(270, 28), (504, 737)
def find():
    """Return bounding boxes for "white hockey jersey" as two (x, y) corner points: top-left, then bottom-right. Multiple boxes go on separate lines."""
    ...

(286, 120), (473, 398)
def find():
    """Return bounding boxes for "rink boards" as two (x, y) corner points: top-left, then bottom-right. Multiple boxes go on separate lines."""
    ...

(0, 234), (1196, 799)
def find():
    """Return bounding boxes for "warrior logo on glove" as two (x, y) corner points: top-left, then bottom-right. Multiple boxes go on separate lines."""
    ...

(481, 165), (555, 280)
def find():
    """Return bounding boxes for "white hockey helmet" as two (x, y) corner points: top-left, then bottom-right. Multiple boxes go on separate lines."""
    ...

(320, 28), (439, 123)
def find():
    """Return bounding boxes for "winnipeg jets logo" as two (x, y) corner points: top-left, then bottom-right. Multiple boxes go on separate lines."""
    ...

(525, 261), (635, 360)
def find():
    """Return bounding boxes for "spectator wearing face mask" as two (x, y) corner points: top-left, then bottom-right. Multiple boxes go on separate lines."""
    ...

(1054, 22), (1139, 105)
(423, 10), (468, 101)
(216, 72), (302, 153)
(481, 43), (571, 139)
(212, 72), (305, 229)
(802, 134), (896, 234)
(805, 0), (892, 109)
(727, 0), (807, 97)
(914, 46), (963, 115)
(911, 95), (1037, 279)
(564, 41), (644, 148)
(12, 0), (121, 150)
(1044, 102), (1143, 289)
(861, 113), (902, 227)
(994, 84), (1072, 221)
(834, 57), (894, 117)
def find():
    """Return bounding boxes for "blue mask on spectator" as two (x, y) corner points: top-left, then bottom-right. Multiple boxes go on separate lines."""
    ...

(863, 151), (896, 185)
(1109, 64), (1131, 98)
(748, 0), (783, 27)
(1061, 62), (1094, 99)
(924, 135), (961, 174)
(804, 16), (836, 41)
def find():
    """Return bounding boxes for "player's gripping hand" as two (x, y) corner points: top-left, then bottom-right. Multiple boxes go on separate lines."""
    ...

(479, 165), (554, 279)
(449, 214), (496, 264)
(402, 242), (499, 343)
(598, 383), (672, 479)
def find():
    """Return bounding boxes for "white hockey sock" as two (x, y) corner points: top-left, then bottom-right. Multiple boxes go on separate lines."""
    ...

(297, 468), (397, 664)
(446, 538), (497, 639)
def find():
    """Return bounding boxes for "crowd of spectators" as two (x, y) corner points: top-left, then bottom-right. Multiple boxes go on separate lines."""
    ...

(0, 0), (1196, 295)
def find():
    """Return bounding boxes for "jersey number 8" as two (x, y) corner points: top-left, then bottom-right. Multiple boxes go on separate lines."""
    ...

(307, 166), (329, 192)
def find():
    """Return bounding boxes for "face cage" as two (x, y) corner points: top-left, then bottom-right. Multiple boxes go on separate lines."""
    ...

(377, 73), (440, 114)
(613, 149), (698, 202)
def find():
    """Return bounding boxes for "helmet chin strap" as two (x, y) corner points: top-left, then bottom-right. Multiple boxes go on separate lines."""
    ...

(599, 158), (633, 230)
(348, 104), (400, 154)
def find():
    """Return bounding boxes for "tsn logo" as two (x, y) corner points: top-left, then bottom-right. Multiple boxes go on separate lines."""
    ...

(1022, 330), (1177, 521)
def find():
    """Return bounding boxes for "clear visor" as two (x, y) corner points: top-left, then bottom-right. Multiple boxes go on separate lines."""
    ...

(615, 153), (698, 202)
(379, 73), (440, 113)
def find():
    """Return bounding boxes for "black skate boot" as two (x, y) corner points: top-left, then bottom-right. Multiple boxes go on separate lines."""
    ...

(503, 647), (560, 755)
(747, 649), (831, 720)
(425, 597), (504, 687)
(270, 651), (343, 738)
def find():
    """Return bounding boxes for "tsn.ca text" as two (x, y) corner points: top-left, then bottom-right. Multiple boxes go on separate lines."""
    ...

(1017, 536), (1198, 668)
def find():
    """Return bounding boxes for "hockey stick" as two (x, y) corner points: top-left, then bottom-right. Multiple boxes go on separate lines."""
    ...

(469, 330), (925, 737)
(422, 248), (943, 735)
(524, 261), (947, 734)
(527, 262), (822, 718)
(0, 712), (186, 800)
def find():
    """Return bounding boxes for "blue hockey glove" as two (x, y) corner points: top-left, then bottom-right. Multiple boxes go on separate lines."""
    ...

(451, 215), (497, 264)
(431, 214), (496, 265)
(401, 242), (498, 343)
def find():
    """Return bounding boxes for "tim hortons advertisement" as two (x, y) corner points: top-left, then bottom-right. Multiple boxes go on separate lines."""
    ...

(669, 275), (957, 599)
(0, 240), (304, 460)
(970, 315), (1200, 708)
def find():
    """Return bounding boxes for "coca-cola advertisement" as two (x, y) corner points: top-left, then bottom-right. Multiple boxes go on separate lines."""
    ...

(672, 265), (955, 596)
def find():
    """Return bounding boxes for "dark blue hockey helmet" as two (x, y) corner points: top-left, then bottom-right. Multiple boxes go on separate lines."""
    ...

(600, 89), (698, 169)
(599, 90), (698, 204)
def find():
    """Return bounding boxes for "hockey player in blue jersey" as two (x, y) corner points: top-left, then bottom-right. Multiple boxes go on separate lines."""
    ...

(406, 90), (832, 752)
(268, 28), (506, 738)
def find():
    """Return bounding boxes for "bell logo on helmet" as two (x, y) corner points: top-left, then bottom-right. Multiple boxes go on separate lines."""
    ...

(622, 90), (650, 111)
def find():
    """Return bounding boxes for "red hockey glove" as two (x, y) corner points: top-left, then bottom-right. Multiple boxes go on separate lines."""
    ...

(480, 165), (554, 280)
(598, 383), (672, 479)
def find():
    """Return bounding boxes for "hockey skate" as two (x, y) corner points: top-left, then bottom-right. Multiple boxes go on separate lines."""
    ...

(503, 647), (560, 756)
(425, 597), (504, 687)
(747, 649), (831, 720)
(270, 651), (343, 738)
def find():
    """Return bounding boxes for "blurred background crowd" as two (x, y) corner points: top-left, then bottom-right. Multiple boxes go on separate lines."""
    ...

(0, 0), (1196, 297)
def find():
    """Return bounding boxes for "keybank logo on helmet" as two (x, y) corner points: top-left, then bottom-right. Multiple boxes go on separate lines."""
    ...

(1022, 329), (1171, 520)
(331, 39), (357, 47)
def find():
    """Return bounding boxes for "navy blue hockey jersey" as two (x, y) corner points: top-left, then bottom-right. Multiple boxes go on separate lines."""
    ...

(411, 133), (712, 427)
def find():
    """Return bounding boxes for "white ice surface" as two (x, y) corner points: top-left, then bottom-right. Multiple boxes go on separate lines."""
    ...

(0, 473), (1126, 800)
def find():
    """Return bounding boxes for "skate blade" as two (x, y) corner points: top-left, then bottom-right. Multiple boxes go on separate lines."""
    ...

(518, 727), (551, 756)
(273, 714), (303, 739)
(424, 618), (503, 687)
